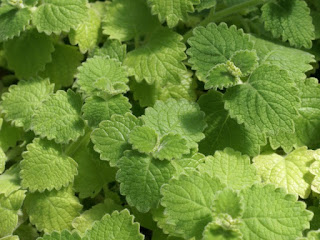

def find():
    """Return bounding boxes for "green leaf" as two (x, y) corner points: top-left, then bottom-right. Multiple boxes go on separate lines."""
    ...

(83, 210), (144, 240)
(93, 39), (126, 62)
(72, 199), (123, 236)
(3, 29), (54, 78)
(25, 187), (82, 233)
(310, 158), (320, 194)
(298, 230), (320, 240)
(224, 64), (300, 135)
(129, 126), (159, 154)
(239, 184), (313, 239)
(124, 27), (188, 84)
(212, 188), (243, 218)
(102, 0), (158, 41)
(0, 78), (54, 130)
(198, 90), (265, 157)
(0, 148), (5, 174)
(76, 56), (129, 96)
(161, 169), (225, 239)
(129, 74), (197, 107)
(31, 89), (85, 144)
(91, 113), (142, 167)
(0, 5), (31, 42)
(202, 219), (242, 240)
(204, 64), (239, 90)
(32, 0), (89, 35)
(73, 144), (116, 199)
(82, 95), (131, 128)
(37, 230), (81, 240)
(253, 147), (315, 198)
(196, 0), (216, 11)
(148, 0), (200, 28)
(0, 190), (26, 238)
(187, 23), (253, 82)
(270, 78), (320, 152)
(142, 98), (206, 149)
(0, 119), (23, 152)
(69, 7), (101, 54)
(153, 134), (189, 160)
(39, 43), (83, 89)
(117, 150), (175, 212)
(229, 50), (258, 77)
(0, 236), (19, 240)
(252, 36), (315, 80)
(261, 0), (315, 48)
(14, 223), (39, 240)
(0, 165), (21, 197)
(198, 148), (260, 190)
(20, 138), (78, 192)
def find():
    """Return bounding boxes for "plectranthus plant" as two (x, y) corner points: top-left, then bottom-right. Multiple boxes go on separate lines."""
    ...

(0, 0), (320, 239)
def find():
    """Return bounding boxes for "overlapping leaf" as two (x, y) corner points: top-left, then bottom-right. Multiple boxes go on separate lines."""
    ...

(31, 90), (85, 143)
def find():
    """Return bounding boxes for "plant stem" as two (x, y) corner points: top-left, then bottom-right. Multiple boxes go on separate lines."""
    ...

(65, 128), (92, 158)
(183, 0), (266, 42)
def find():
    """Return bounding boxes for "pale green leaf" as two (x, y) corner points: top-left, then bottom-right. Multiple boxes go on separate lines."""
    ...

(148, 0), (200, 28)
(224, 64), (300, 134)
(76, 56), (129, 96)
(0, 164), (21, 197)
(37, 230), (81, 240)
(93, 39), (126, 62)
(102, 0), (158, 41)
(0, 78), (54, 130)
(31, 89), (85, 144)
(124, 27), (188, 84)
(73, 144), (116, 199)
(72, 199), (123, 236)
(261, 0), (315, 48)
(198, 148), (260, 190)
(82, 95), (131, 128)
(161, 169), (225, 239)
(129, 126), (159, 154)
(0, 190), (25, 238)
(39, 43), (83, 89)
(240, 184), (313, 239)
(252, 36), (315, 80)
(0, 5), (31, 42)
(83, 210), (144, 240)
(91, 113), (142, 167)
(171, 152), (205, 176)
(142, 98), (206, 149)
(20, 138), (78, 192)
(25, 187), (82, 233)
(32, 0), (89, 35)
(253, 147), (315, 198)
(117, 150), (175, 212)
(69, 8), (101, 53)
(153, 134), (189, 160)
(187, 23), (253, 82)
(4, 29), (54, 78)
(270, 78), (320, 152)
(0, 236), (19, 240)
(198, 90), (266, 157)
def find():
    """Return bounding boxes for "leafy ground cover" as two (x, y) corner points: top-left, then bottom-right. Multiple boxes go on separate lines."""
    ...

(0, 0), (320, 239)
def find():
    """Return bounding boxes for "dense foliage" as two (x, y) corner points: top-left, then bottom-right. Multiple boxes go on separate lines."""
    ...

(0, 0), (320, 239)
